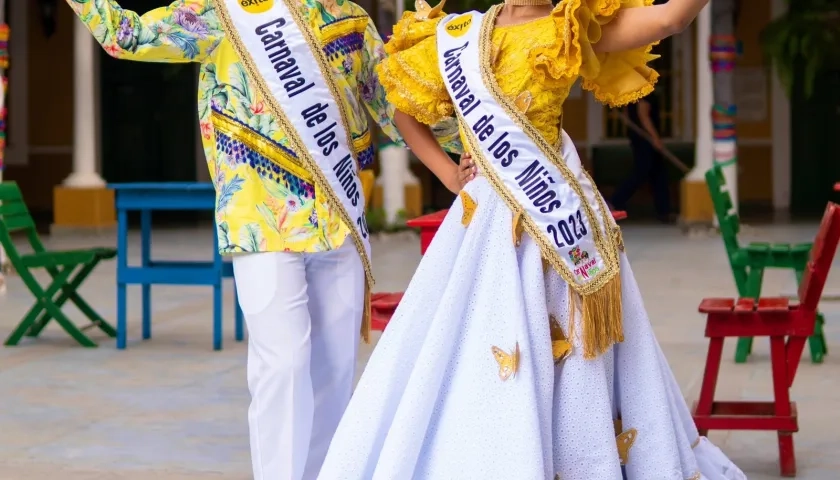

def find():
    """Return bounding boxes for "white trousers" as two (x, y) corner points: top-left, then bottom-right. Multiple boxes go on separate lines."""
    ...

(232, 241), (364, 480)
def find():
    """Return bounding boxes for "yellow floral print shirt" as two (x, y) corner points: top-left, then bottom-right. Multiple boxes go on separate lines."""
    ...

(378, 0), (659, 146)
(68, 0), (402, 253)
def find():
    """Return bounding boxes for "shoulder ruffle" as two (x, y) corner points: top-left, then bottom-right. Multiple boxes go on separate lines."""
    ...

(376, 2), (454, 125)
(530, 0), (658, 107)
(384, 5), (445, 55)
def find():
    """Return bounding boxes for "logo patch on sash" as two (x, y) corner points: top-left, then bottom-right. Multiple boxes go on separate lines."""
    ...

(445, 14), (473, 37)
(240, 0), (274, 14)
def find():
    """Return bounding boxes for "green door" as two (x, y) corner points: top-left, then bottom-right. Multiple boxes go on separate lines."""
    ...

(790, 68), (840, 216)
(99, 0), (197, 184)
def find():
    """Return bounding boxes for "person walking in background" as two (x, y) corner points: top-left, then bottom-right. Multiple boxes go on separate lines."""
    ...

(610, 91), (673, 223)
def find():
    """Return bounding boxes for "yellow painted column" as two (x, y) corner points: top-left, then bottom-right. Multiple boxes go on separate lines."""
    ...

(54, 21), (115, 229)
(680, 5), (715, 224)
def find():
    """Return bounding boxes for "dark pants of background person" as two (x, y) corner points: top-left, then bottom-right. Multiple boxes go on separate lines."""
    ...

(611, 140), (671, 218)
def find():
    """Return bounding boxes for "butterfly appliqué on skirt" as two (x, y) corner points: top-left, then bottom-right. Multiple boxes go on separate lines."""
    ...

(491, 343), (520, 381)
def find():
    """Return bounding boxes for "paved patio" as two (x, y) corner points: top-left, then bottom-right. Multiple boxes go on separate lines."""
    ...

(1, 223), (839, 479)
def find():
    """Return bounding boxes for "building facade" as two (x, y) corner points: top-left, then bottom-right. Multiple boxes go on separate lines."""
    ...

(2, 0), (826, 228)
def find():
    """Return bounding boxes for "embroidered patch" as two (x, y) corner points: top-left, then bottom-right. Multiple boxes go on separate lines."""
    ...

(491, 343), (520, 381)
(568, 246), (590, 265)
(460, 190), (477, 226)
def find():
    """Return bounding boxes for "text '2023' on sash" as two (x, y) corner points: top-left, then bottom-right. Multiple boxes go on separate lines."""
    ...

(217, 0), (372, 273)
(436, 12), (609, 288)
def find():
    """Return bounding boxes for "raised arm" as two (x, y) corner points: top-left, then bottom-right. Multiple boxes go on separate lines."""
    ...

(593, 0), (709, 53)
(66, 0), (222, 63)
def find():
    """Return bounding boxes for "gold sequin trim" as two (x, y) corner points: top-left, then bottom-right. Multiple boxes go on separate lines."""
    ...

(211, 0), (375, 340)
(319, 16), (369, 44)
(460, 190), (477, 226)
(210, 112), (312, 181)
(491, 343), (520, 381)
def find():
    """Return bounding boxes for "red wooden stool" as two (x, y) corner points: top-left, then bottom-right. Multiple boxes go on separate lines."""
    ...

(692, 202), (840, 477)
(370, 292), (403, 331)
(370, 209), (628, 331)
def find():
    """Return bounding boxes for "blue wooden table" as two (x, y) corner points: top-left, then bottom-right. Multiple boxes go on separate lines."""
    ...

(110, 182), (244, 350)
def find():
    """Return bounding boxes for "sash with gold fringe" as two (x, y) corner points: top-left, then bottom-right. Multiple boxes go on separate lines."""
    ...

(214, 0), (375, 340)
(437, 10), (623, 358)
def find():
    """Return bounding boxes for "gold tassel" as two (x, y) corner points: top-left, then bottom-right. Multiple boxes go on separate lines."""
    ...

(579, 273), (623, 359)
(567, 287), (577, 346)
(361, 282), (371, 343)
(567, 273), (623, 360)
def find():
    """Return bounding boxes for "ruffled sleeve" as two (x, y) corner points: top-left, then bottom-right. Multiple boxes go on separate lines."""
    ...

(531, 0), (659, 107)
(376, 12), (453, 125)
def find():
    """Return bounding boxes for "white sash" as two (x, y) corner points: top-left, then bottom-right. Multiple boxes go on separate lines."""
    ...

(213, 0), (372, 285)
(436, 11), (619, 295)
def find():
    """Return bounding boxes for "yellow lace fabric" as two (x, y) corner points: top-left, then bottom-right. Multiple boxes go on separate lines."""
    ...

(377, 0), (659, 146)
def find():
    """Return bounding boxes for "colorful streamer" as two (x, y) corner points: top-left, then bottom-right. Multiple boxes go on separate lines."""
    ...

(709, 34), (737, 72)
(712, 104), (737, 166)
(0, 24), (8, 69)
(712, 104), (736, 142)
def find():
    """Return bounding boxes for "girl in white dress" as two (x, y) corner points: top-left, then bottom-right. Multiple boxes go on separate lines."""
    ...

(319, 0), (746, 478)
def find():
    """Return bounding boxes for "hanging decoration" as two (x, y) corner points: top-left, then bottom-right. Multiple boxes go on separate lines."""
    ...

(0, 22), (7, 173)
(710, 34), (739, 169)
(709, 34), (737, 72)
(0, 19), (8, 288)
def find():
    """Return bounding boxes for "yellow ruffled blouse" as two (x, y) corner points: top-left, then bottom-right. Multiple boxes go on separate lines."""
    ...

(377, 0), (659, 148)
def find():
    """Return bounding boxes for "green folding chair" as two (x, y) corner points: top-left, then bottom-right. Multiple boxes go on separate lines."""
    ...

(706, 166), (827, 363)
(0, 182), (117, 347)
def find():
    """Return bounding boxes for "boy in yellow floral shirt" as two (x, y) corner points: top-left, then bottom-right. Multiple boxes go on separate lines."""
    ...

(67, 0), (468, 479)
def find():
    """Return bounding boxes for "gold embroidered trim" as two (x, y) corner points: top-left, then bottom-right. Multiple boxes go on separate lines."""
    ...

(466, 6), (623, 358)
(395, 54), (450, 96)
(549, 314), (572, 363)
(210, 112), (312, 181)
(460, 190), (477, 226)
(353, 129), (372, 154)
(691, 436), (701, 449)
(686, 473), (701, 480)
(320, 16), (369, 44)
(491, 343), (520, 381)
(212, 0), (375, 340)
(616, 427), (637, 465)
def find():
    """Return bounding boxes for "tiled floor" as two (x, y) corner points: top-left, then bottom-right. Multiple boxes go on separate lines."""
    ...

(1, 223), (839, 479)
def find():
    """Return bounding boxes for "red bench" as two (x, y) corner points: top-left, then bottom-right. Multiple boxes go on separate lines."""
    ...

(370, 209), (627, 331)
(692, 202), (840, 477)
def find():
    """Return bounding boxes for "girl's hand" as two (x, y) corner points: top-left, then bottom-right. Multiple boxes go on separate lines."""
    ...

(448, 152), (477, 193)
